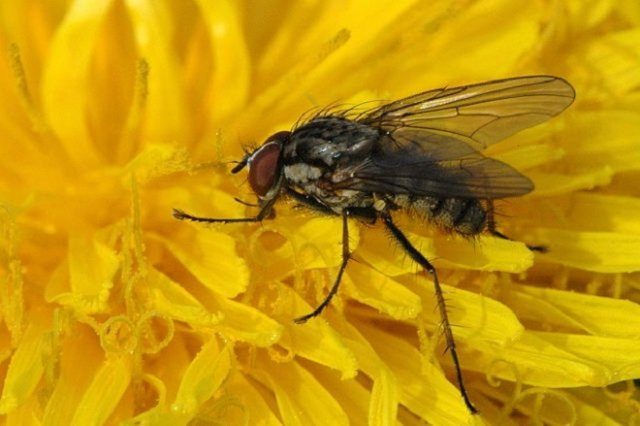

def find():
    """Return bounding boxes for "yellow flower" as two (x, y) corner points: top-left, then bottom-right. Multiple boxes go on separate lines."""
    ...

(1, 0), (639, 424)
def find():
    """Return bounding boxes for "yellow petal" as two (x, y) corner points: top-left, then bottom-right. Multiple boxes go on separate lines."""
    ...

(220, 373), (282, 426)
(470, 331), (608, 387)
(326, 315), (399, 426)
(356, 227), (420, 276)
(275, 283), (358, 379)
(41, 0), (111, 166)
(415, 0), (539, 78)
(565, 192), (640, 234)
(435, 236), (533, 273)
(510, 283), (640, 338)
(66, 234), (119, 313)
(493, 143), (565, 171)
(368, 367), (399, 426)
(70, 356), (132, 425)
(46, 245), (115, 315)
(43, 324), (105, 425)
(566, 0), (615, 29)
(124, 0), (186, 143)
(356, 320), (473, 425)
(85, 0), (138, 164)
(302, 361), (371, 425)
(534, 332), (640, 383)
(529, 168), (613, 197)
(568, 386), (635, 426)
(581, 28), (640, 96)
(346, 260), (422, 320)
(562, 111), (640, 173)
(0, 317), (48, 414)
(533, 227), (640, 272)
(155, 230), (249, 298)
(149, 267), (282, 347)
(196, 0), (250, 124)
(123, 144), (189, 184)
(171, 338), (231, 416)
(403, 276), (524, 346)
(252, 353), (349, 426)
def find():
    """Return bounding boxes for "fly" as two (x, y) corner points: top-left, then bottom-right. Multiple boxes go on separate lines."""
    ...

(173, 75), (576, 413)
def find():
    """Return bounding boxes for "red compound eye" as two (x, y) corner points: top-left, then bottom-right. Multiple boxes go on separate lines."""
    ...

(248, 142), (281, 196)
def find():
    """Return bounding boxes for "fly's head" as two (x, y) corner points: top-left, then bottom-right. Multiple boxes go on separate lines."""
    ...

(232, 131), (291, 202)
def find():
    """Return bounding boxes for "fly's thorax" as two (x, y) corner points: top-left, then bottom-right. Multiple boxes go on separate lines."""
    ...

(285, 116), (380, 168)
(280, 115), (381, 211)
(400, 195), (488, 236)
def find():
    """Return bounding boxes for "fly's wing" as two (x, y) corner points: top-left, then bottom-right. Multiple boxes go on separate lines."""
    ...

(333, 130), (533, 199)
(360, 75), (575, 150)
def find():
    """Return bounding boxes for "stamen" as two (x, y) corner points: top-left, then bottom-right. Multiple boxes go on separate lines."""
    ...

(8, 43), (49, 136)
(0, 207), (25, 345)
(117, 59), (149, 163)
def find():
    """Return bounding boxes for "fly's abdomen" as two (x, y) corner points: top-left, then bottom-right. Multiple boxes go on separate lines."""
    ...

(410, 196), (487, 236)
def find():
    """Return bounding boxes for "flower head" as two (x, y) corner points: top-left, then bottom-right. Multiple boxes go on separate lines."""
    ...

(0, 0), (639, 424)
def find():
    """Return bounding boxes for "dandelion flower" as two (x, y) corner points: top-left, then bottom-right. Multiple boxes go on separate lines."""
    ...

(1, 1), (639, 424)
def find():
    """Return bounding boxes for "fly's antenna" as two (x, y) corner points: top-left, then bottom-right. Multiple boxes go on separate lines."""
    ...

(230, 155), (249, 174)
(230, 144), (258, 174)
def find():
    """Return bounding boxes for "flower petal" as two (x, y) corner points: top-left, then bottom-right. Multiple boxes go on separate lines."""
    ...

(565, 192), (640, 234)
(529, 168), (613, 197)
(221, 373), (282, 425)
(70, 356), (131, 425)
(403, 276), (525, 346)
(435, 236), (533, 273)
(171, 338), (231, 416)
(67, 234), (119, 313)
(356, 320), (472, 425)
(509, 283), (640, 338)
(148, 267), (282, 347)
(326, 316), (398, 426)
(346, 260), (422, 320)
(43, 324), (105, 424)
(533, 227), (640, 272)
(0, 317), (48, 414)
(124, 0), (186, 143)
(562, 111), (640, 173)
(42, 0), (112, 166)
(470, 331), (610, 387)
(274, 283), (358, 379)
(155, 231), (249, 298)
(251, 353), (349, 426)
(533, 331), (640, 383)
(580, 28), (640, 96)
(195, 0), (250, 123)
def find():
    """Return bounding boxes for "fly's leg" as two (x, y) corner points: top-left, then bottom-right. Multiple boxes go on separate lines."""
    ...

(173, 196), (277, 224)
(486, 201), (547, 253)
(382, 213), (478, 414)
(285, 188), (337, 216)
(294, 209), (350, 324)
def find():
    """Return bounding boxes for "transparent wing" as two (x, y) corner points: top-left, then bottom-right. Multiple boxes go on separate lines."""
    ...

(360, 75), (575, 150)
(333, 130), (533, 199)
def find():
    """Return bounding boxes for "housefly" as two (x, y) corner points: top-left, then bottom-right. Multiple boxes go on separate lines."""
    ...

(174, 75), (576, 413)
